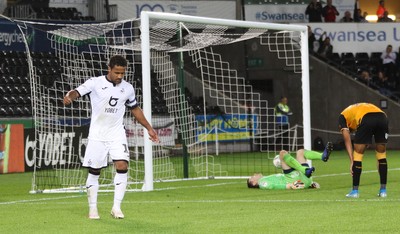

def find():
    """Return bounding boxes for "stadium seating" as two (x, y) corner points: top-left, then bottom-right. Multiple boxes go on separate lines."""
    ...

(355, 52), (370, 73)
(327, 53), (341, 66)
(0, 47), (219, 117)
(0, 51), (36, 117)
(5, 0), (96, 21)
(321, 51), (400, 102)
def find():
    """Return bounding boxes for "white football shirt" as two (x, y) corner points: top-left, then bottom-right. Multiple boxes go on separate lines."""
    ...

(76, 75), (138, 141)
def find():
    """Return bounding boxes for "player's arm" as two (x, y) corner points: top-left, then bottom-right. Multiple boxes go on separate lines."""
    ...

(63, 90), (80, 106)
(341, 129), (354, 175)
(341, 129), (353, 160)
(338, 114), (353, 161)
(339, 114), (354, 175)
(131, 106), (160, 143)
(64, 78), (94, 106)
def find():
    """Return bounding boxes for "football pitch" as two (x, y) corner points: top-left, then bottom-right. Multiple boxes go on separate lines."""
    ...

(1, 150), (400, 233)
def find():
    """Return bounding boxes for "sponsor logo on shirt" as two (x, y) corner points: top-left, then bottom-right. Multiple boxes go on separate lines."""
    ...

(109, 96), (119, 107)
(105, 96), (119, 113)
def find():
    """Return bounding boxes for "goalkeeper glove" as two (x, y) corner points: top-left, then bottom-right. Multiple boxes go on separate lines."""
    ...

(290, 180), (305, 189)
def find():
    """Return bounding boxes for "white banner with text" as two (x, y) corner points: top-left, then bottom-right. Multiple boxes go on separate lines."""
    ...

(245, 0), (362, 23)
(305, 22), (400, 54)
(110, 0), (236, 20)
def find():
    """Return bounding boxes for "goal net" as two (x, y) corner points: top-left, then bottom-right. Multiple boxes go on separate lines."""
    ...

(11, 12), (309, 193)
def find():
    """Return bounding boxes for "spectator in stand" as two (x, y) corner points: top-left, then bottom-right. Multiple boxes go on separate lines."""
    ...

(358, 70), (373, 87)
(305, 0), (323, 22)
(354, 0), (368, 23)
(377, 11), (393, 22)
(308, 26), (317, 53)
(374, 71), (393, 96)
(317, 32), (333, 59)
(275, 96), (292, 126)
(322, 0), (339, 23)
(362, 12), (369, 22)
(376, 0), (386, 20)
(274, 96), (293, 146)
(396, 46), (400, 71)
(380, 45), (397, 85)
(340, 11), (354, 22)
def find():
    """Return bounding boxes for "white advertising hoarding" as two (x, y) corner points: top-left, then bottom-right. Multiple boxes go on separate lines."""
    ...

(125, 116), (176, 147)
(306, 22), (400, 54)
(245, 0), (361, 23)
(110, 0), (236, 20)
(245, 4), (308, 23)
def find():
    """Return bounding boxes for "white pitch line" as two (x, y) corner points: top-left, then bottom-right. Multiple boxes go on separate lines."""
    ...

(313, 167), (400, 178)
(2, 168), (400, 205)
(3, 197), (399, 205)
(121, 198), (400, 204)
(0, 195), (84, 205)
(152, 182), (241, 191)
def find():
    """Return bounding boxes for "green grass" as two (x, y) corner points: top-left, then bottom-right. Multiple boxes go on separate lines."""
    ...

(1, 150), (400, 233)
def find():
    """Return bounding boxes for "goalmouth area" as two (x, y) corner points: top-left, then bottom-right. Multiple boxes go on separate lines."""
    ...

(3, 12), (311, 193)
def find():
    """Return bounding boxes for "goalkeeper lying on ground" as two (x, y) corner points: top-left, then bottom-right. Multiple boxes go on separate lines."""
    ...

(247, 142), (333, 190)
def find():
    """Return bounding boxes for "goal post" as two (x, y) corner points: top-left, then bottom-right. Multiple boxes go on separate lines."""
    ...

(140, 11), (311, 189)
(4, 12), (310, 193)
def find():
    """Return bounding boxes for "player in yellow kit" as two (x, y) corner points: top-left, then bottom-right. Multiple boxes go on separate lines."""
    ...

(339, 103), (389, 198)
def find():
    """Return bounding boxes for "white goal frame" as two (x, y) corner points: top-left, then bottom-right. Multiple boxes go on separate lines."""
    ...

(140, 11), (311, 191)
(2, 11), (311, 193)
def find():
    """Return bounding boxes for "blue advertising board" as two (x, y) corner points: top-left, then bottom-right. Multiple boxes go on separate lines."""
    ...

(196, 114), (257, 142)
(0, 17), (55, 52)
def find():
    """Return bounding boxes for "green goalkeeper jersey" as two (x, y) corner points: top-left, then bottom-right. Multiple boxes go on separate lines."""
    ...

(258, 171), (312, 190)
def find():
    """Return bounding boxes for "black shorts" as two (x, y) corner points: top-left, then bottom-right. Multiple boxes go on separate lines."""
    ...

(354, 112), (388, 144)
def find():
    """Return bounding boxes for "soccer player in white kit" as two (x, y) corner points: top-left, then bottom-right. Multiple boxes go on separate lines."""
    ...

(63, 55), (159, 219)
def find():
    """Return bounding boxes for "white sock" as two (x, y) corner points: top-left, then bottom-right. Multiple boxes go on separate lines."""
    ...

(113, 172), (127, 210)
(86, 173), (100, 209)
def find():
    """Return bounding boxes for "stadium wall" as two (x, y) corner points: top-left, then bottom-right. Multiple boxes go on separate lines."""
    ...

(308, 56), (400, 150)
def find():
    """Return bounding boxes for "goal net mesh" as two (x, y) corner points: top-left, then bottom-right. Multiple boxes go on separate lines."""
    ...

(14, 14), (306, 193)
